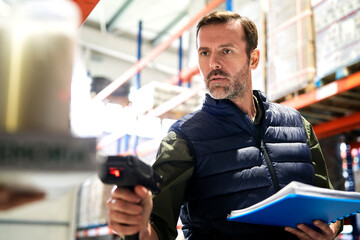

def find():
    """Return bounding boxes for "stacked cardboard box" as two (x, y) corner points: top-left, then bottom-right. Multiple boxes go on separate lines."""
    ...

(266, 0), (316, 101)
(312, 0), (360, 81)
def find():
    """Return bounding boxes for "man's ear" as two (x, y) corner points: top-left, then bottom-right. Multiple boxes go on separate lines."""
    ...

(249, 49), (260, 70)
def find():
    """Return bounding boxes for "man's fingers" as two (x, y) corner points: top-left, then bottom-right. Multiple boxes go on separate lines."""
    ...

(109, 210), (142, 225)
(108, 221), (140, 236)
(285, 221), (337, 240)
(107, 198), (142, 215)
(111, 186), (141, 203)
(285, 226), (310, 239)
(298, 224), (323, 239)
(313, 220), (336, 238)
(134, 185), (152, 202)
(285, 224), (320, 240)
(297, 221), (336, 240)
(313, 220), (332, 233)
(134, 186), (153, 223)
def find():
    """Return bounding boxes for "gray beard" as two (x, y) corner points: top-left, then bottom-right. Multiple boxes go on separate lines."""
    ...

(207, 67), (248, 101)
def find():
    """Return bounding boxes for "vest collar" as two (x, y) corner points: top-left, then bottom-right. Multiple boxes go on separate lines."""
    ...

(202, 90), (268, 118)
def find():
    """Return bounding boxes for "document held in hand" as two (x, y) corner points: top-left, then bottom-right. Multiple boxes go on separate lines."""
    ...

(227, 181), (360, 228)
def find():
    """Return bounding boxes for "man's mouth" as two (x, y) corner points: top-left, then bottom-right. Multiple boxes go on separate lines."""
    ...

(210, 76), (227, 81)
(207, 69), (229, 80)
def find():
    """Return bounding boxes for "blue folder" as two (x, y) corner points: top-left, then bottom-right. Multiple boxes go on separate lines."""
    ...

(227, 181), (360, 228)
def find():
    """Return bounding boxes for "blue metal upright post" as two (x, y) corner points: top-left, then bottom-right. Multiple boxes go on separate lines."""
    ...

(117, 137), (122, 154)
(178, 36), (183, 86)
(133, 20), (142, 154)
(136, 20), (142, 89)
(226, 0), (232, 11)
(124, 134), (130, 153)
(133, 135), (139, 155)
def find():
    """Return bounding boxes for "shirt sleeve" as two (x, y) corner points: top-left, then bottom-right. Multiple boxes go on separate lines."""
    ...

(301, 116), (333, 189)
(301, 116), (344, 235)
(150, 131), (194, 240)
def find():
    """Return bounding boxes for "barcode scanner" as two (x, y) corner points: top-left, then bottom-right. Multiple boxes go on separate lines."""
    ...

(98, 155), (162, 240)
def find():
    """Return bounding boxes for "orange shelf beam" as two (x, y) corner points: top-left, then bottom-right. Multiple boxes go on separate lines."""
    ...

(166, 66), (200, 85)
(314, 112), (360, 140)
(72, 0), (100, 25)
(281, 71), (360, 140)
(281, 71), (360, 110)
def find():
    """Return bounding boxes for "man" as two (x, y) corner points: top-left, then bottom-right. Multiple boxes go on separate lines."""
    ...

(107, 11), (343, 240)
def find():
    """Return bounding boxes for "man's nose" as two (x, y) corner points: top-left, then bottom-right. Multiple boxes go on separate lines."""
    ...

(209, 54), (221, 69)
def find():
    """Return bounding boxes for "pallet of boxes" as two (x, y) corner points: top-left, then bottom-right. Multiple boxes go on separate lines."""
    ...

(265, 0), (316, 102)
(312, 0), (360, 86)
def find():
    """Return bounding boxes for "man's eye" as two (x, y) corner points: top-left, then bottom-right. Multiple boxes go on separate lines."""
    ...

(200, 51), (208, 56)
(224, 49), (232, 54)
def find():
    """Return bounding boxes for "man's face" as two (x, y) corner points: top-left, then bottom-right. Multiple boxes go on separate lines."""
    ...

(197, 21), (251, 101)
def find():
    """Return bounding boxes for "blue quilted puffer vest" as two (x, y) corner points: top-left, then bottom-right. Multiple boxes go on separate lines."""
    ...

(169, 91), (315, 240)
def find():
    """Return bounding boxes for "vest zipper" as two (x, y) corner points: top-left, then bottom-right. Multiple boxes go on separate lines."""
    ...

(243, 113), (280, 192)
(260, 140), (280, 192)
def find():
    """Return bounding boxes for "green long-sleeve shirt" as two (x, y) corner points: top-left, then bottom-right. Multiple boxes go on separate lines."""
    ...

(150, 103), (333, 239)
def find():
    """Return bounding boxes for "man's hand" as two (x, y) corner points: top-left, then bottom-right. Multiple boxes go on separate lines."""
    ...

(107, 185), (157, 240)
(285, 220), (342, 240)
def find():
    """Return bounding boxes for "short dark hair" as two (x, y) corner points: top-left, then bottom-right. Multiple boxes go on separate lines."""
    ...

(196, 11), (258, 58)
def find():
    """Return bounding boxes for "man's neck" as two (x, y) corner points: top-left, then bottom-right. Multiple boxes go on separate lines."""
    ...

(231, 92), (257, 120)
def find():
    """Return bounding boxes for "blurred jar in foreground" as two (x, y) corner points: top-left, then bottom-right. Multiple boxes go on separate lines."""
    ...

(0, 1), (12, 133)
(3, 0), (80, 134)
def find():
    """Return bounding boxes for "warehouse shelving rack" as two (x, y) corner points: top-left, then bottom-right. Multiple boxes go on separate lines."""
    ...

(74, 0), (360, 238)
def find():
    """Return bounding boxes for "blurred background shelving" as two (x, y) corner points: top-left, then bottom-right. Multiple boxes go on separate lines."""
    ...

(1, 0), (360, 239)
